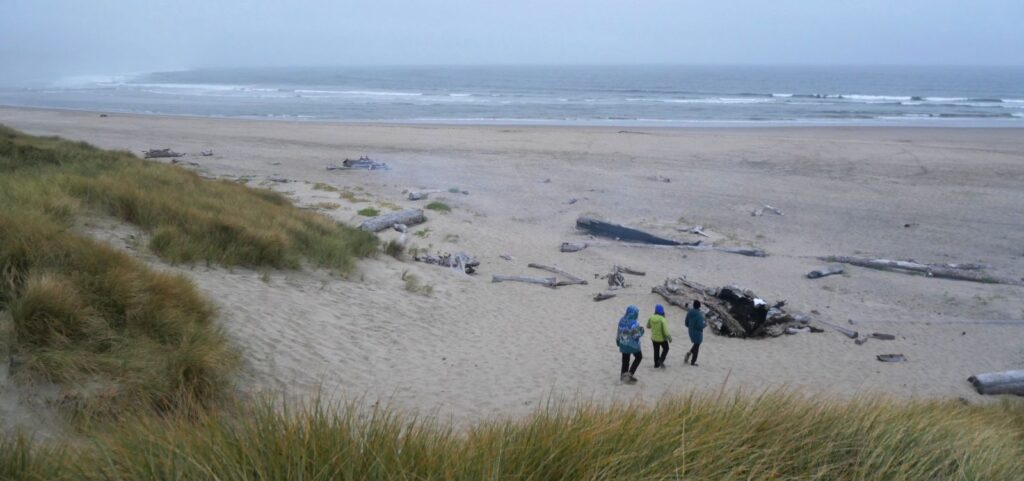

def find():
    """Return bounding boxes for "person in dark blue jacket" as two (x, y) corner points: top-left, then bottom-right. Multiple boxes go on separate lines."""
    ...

(683, 300), (706, 366)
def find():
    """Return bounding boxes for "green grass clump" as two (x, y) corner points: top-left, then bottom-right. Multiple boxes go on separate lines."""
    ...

(357, 207), (380, 217)
(3, 393), (1023, 480)
(425, 201), (451, 213)
(383, 240), (404, 259)
(311, 182), (339, 192)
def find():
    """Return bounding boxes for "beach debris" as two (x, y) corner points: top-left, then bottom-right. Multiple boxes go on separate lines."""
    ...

(647, 175), (671, 183)
(751, 204), (784, 217)
(560, 242), (588, 253)
(393, 224), (408, 233)
(877, 354), (907, 363)
(327, 156), (388, 170)
(676, 225), (710, 237)
(414, 252), (479, 274)
(593, 293), (617, 302)
(855, 338), (869, 345)
(499, 254), (514, 261)
(821, 255), (1021, 286)
(566, 198), (579, 205)
(527, 263), (588, 286)
(968, 370), (1024, 396)
(99, 113), (108, 117)
(359, 208), (425, 232)
(492, 275), (557, 288)
(807, 264), (845, 279)
(143, 148), (184, 159)
(268, 176), (290, 183)
(870, 332), (896, 340)
(785, 326), (810, 335)
(542, 178), (551, 183)
(651, 277), (805, 338)
(815, 319), (859, 339)
(576, 216), (696, 246)
(408, 189), (443, 201)
(200, 150), (214, 156)
(607, 271), (626, 288)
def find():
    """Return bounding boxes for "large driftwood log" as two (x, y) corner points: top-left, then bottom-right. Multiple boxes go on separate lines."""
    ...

(358, 209), (425, 232)
(491, 275), (557, 288)
(821, 255), (1021, 286)
(651, 281), (749, 338)
(968, 370), (1024, 395)
(527, 263), (587, 286)
(415, 252), (479, 274)
(807, 264), (844, 279)
(576, 216), (695, 246)
(584, 241), (766, 258)
(408, 189), (443, 200)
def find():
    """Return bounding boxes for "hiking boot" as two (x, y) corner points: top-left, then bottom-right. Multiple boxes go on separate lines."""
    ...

(620, 372), (630, 382)
(627, 374), (638, 384)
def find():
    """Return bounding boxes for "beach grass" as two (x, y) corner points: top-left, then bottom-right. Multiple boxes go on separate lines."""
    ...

(0, 125), (376, 417)
(357, 207), (381, 217)
(2, 392), (1022, 480)
(425, 201), (451, 213)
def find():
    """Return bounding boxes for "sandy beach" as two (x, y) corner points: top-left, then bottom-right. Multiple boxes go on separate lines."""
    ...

(2, 106), (1023, 424)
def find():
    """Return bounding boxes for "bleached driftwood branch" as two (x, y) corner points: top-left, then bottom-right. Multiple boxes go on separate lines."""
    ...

(359, 209), (425, 232)
(527, 263), (587, 286)
(491, 275), (557, 288)
(821, 255), (1021, 286)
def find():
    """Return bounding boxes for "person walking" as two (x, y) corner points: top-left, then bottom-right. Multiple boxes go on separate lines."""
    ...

(616, 305), (644, 383)
(646, 304), (671, 368)
(683, 300), (706, 366)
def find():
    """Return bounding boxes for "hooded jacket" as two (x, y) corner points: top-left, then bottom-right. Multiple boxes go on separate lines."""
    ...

(646, 305), (671, 342)
(616, 305), (644, 354)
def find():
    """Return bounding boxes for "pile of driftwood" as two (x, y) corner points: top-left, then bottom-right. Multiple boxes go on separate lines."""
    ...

(968, 370), (1024, 396)
(822, 255), (1022, 286)
(652, 277), (811, 338)
(143, 148), (184, 159)
(414, 252), (479, 274)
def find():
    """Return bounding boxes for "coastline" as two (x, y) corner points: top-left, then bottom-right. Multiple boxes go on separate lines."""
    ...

(2, 105), (1023, 424)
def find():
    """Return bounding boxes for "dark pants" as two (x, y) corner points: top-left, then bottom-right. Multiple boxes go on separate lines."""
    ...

(621, 351), (642, 375)
(688, 343), (701, 365)
(652, 341), (669, 367)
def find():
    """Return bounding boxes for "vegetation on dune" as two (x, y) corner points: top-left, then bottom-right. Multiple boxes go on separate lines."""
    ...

(425, 201), (451, 213)
(357, 207), (380, 217)
(3, 392), (1024, 480)
(0, 125), (376, 417)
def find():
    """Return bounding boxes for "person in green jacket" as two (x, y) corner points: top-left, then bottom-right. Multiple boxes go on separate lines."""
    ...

(646, 304), (672, 368)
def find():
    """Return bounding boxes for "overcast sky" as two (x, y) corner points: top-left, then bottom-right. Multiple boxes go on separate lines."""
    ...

(3, 0), (1022, 83)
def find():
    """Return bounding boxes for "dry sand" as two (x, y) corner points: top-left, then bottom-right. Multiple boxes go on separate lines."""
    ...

(2, 106), (1024, 426)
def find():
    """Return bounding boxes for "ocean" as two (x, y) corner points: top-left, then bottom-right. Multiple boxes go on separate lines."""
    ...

(2, 66), (1023, 126)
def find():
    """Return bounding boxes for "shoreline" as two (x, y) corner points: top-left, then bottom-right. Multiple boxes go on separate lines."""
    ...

(2, 104), (1023, 130)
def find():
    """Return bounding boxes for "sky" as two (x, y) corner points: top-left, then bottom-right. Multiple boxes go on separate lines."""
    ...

(2, 0), (1023, 84)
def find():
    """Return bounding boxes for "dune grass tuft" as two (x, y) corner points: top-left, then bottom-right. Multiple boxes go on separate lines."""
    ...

(425, 201), (451, 213)
(357, 207), (380, 217)
(3, 392), (1023, 480)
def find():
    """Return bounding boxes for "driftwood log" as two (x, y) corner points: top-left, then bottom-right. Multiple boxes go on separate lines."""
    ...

(342, 157), (388, 170)
(807, 264), (844, 279)
(576, 216), (696, 246)
(143, 148), (184, 159)
(815, 319), (859, 339)
(821, 255), (1021, 286)
(751, 204), (784, 216)
(491, 275), (557, 288)
(585, 241), (766, 258)
(650, 278), (800, 338)
(358, 209), (425, 232)
(560, 242), (588, 253)
(527, 263), (587, 286)
(877, 354), (907, 363)
(968, 370), (1024, 395)
(614, 265), (646, 276)
(408, 189), (443, 201)
(593, 293), (616, 302)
